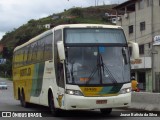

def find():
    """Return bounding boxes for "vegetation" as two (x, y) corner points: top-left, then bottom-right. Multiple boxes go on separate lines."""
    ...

(0, 60), (12, 78)
(0, 5), (116, 78)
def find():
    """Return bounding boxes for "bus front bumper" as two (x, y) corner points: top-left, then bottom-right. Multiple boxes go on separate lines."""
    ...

(64, 93), (131, 110)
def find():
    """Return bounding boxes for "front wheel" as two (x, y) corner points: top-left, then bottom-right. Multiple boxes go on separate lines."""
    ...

(100, 108), (112, 116)
(49, 93), (61, 116)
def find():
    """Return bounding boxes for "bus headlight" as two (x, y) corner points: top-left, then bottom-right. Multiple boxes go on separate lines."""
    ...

(119, 87), (131, 94)
(65, 89), (84, 96)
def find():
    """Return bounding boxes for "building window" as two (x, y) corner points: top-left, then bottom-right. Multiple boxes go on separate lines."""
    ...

(129, 25), (134, 34)
(148, 43), (151, 48)
(159, 0), (160, 6)
(139, 44), (144, 54)
(140, 22), (145, 31)
(139, 0), (144, 9)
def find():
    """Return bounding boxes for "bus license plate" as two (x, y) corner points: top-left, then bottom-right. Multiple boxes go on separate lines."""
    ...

(96, 100), (107, 104)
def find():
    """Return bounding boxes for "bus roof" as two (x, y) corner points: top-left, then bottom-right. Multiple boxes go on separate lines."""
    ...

(14, 24), (122, 52)
(54, 24), (122, 30)
(14, 29), (53, 52)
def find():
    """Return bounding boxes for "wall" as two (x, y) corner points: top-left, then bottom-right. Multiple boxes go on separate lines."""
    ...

(130, 92), (160, 111)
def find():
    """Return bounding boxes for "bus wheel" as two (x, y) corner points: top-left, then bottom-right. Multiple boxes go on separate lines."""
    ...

(49, 93), (60, 116)
(20, 91), (28, 108)
(100, 108), (112, 116)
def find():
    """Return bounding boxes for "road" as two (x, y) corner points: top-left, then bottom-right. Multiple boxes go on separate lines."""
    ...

(0, 78), (159, 120)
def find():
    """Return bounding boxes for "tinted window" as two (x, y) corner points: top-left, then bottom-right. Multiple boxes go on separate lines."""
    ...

(65, 28), (126, 44)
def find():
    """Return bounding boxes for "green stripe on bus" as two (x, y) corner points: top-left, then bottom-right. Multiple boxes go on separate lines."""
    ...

(31, 62), (45, 97)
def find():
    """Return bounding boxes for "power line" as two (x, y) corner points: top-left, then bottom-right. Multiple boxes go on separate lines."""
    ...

(119, 22), (160, 27)
(127, 29), (160, 44)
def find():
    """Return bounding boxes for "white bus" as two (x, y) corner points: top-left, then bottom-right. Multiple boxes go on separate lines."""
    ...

(13, 24), (139, 116)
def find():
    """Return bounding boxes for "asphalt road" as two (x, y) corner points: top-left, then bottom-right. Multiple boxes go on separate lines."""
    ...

(0, 78), (159, 120)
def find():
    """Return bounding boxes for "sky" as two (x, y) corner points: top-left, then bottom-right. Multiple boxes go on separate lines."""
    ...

(0, 0), (127, 40)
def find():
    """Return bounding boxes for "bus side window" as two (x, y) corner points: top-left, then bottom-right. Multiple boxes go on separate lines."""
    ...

(37, 40), (44, 61)
(44, 34), (53, 60)
(57, 63), (65, 88)
(32, 42), (38, 62)
(22, 49), (25, 65)
(23, 47), (28, 65)
(54, 30), (64, 88)
(27, 45), (31, 64)
(17, 50), (20, 67)
(20, 49), (24, 67)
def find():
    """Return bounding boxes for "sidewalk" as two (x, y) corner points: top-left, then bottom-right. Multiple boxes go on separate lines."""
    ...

(129, 92), (160, 111)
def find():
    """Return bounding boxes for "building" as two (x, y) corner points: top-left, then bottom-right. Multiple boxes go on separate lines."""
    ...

(44, 24), (51, 29)
(113, 0), (160, 92)
(52, 14), (61, 20)
(104, 12), (122, 24)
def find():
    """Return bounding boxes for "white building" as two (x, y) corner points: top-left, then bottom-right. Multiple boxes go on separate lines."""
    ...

(44, 24), (51, 29)
(104, 12), (121, 24)
(114, 0), (160, 92)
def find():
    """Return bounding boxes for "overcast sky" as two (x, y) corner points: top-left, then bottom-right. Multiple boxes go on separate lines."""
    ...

(0, 0), (127, 40)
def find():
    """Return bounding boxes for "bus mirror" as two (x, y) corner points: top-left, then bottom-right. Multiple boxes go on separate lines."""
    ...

(57, 41), (65, 61)
(128, 41), (139, 59)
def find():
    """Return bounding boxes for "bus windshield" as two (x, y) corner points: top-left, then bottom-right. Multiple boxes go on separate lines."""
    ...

(66, 46), (130, 85)
(64, 28), (130, 85)
(65, 28), (126, 44)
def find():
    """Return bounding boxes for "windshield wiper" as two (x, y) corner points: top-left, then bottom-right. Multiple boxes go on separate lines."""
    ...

(99, 54), (118, 84)
(86, 52), (118, 84)
(86, 55), (100, 84)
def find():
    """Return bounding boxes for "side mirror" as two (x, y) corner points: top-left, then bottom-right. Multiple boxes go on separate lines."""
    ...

(128, 41), (139, 59)
(57, 41), (65, 61)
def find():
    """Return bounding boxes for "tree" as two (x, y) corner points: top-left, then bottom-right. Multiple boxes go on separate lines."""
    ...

(70, 8), (83, 17)
(0, 59), (12, 78)
(2, 47), (9, 58)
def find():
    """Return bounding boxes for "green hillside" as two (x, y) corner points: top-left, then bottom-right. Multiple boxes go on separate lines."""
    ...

(0, 5), (116, 48)
(0, 5), (116, 78)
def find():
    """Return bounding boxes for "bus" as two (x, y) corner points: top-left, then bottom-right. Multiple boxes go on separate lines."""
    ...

(12, 24), (139, 116)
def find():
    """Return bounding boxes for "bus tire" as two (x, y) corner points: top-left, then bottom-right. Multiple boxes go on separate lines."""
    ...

(20, 90), (29, 108)
(49, 93), (60, 117)
(100, 108), (112, 116)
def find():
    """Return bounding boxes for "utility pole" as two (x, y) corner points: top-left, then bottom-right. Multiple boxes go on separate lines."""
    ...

(95, 0), (99, 6)
(97, 0), (99, 6)
(151, 0), (154, 92)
